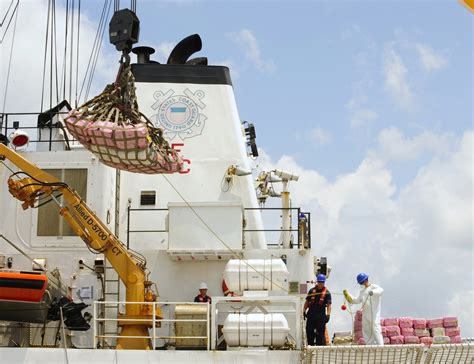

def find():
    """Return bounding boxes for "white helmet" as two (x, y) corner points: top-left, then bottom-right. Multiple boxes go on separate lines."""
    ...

(199, 282), (208, 290)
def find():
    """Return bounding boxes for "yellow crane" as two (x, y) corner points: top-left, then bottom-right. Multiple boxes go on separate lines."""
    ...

(0, 144), (160, 349)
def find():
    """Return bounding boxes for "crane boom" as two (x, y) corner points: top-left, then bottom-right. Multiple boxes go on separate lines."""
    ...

(0, 144), (159, 349)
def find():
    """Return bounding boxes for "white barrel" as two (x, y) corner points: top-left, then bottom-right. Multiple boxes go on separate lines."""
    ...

(222, 313), (290, 347)
(222, 259), (289, 292)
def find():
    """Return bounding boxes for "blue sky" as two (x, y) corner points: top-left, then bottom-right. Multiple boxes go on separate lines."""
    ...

(79, 0), (473, 184)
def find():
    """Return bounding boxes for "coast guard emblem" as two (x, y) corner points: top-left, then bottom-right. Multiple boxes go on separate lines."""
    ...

(150, 89), (207, 140)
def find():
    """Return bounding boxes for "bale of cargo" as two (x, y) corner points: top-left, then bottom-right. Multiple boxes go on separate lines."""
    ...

(65, 66), (183, 174)
(398, 317), (413, 328)
(450, 336), (462, 344)
(404, 336), (420, 344)
(445, 327), (460, 337)
(390, 335), (404, 345)
(381, 326), (387, 337)
(413, 319), (427, 329)
(385, 325), (401, 337)
(443, 317), (458, 328)
(420, 337), (433, 346)
(432, 336), (450, 344)
(356, 337), (365, 345)
(354, 320), (363, 331)
(354, 330), (363, 341)
(401, 327), (414, 336)
(383, 318), (398, 326)
(355, 310), (363, 322)
(431, 327), (445, 337)
(427, 318), (443, 329)
(383, 337), (390, 345)
(333, 336), (353, 345)
(415, 328), (430, 337)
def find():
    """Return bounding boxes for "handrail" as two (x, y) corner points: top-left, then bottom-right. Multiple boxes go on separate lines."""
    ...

(126, 206), (311, 249)
(92, 301), (211, 350)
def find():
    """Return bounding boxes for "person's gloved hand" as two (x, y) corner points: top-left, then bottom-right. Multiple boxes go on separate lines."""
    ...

(343, 289), (353, 304)
(368, 290), (374, 296)
(325, 315), (330, 323)
(303, 312), (307, 320)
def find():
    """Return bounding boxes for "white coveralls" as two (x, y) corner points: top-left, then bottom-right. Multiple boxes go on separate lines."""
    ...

(351, 284), (384, 345)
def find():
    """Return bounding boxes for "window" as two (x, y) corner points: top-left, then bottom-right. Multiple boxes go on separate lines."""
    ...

(37, 169), (88, 236)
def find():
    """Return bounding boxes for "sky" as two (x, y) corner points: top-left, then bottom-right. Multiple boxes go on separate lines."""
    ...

(0, 0), (472, 337)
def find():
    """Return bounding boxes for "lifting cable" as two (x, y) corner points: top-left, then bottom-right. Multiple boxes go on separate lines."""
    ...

(60, 0), (70, 103)
(78, 0), (111, 104)
(84, 0), (111, 101)
(0, 0), (18, 44)
(40, 0), (52, 112)
(1, 0), (19, 115)
(74, 0), (81, 108)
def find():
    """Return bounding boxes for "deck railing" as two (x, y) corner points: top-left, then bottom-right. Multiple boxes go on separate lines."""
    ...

(92, 301), (210, 350)
(126, 206), (311, 250)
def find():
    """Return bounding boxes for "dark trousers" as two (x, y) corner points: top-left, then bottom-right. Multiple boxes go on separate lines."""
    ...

(306, 317), (326, 346)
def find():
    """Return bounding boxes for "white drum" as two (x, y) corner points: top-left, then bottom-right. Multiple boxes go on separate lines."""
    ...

(222, 313), (290, 347)
(223, 259), (289, 292)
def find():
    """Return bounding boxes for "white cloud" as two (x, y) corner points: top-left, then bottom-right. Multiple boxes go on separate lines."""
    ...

(376, 127), (453, 161)
(345, 80), (376, 129)
(309, 127), (332, 145)
(383, 45), (414, 109)
(259, 130), (473, 336)
(229, 29), (276, 73)
(350, 109), (378, 128)
(416, 43), (448, 72)
(152, 41), (176, 64)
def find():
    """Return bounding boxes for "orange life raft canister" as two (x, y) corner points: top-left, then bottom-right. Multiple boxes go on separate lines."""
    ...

(0, 271), (48, 302)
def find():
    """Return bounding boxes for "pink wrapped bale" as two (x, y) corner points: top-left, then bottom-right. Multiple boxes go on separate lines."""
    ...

(354, 320), (363, 331)
(413, 319), (427, 329)
(404, 336), (420, 344)
(420, 337), (433, 346)
(380, 318), (384, 326)
(383, 337), (390, 345)
(443, 317), (458, 328)
(427, 318), (444, 329)
(431, 327), (446, 337)
(445, 327), (460, 337)
(355, 310), (363, 322)
(450, 336), (462, 344)
(357, 337), (366, 345)
(385, 325), (401, 337)
(390, 335), (404, 345)
(415, 328), (430, 338)
(398, 317), (413, 328)
(382, 326), (387, 337)
(401, 327), (414, 336)
(354, 330), (363, 341)
(384, 318), (398, 327)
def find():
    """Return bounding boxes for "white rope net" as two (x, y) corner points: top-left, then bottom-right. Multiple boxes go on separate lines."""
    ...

(303, 343), (473, 364)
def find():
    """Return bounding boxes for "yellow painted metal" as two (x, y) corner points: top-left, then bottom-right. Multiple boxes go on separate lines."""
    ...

(0, 144), (162, 349)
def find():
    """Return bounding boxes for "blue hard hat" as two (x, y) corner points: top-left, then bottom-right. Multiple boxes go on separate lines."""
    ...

(316, 274), (326, 282)
(357, 273), (369, 284)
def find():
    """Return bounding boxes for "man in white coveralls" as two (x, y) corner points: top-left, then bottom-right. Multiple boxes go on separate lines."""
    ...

(344, 273), (384, 345)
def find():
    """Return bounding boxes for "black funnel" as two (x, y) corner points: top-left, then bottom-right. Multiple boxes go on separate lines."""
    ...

(167, 34), (202, 65)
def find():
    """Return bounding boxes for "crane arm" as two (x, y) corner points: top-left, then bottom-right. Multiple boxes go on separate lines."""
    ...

(0, 144), (154, 318)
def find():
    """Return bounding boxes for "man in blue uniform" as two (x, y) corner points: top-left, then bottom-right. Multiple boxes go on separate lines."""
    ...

(194, 282), (212, 303)
(303, 274), (331, 346)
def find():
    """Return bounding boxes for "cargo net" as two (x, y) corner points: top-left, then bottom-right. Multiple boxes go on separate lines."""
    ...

(65, 65), (182, 174)
(303, 343), (473, 364)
